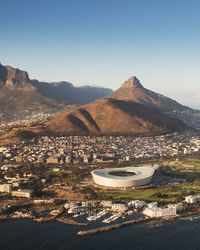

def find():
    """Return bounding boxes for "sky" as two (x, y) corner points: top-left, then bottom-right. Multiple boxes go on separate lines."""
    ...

(0, 0), (200, 108)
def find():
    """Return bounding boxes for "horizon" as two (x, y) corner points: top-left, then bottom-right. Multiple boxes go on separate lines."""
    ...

(0, 0), (200, 108)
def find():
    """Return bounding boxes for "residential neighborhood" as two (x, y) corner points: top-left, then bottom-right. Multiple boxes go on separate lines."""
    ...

(0, 131), (200, 165)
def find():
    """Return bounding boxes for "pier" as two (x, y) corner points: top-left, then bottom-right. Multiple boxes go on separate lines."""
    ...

(77, 217), (152, 236)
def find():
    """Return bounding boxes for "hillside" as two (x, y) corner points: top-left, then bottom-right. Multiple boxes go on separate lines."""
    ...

(35, 98), (185, 136)
(0, 74), (191, 143)
(0, 63), (112, 105)
(109, 76), (188, 112)
(0, 64), (113, 126)
(32, 80), (113, 105)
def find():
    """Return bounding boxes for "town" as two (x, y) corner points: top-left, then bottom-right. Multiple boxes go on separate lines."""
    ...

(0, 104), (76, 130)
(0, 130), (200, 165)
(0, 130), (200, 234)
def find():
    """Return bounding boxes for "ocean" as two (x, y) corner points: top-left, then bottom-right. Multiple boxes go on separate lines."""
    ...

(0, 216), (200, 250)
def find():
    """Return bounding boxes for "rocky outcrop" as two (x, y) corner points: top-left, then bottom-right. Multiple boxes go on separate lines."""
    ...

(0, 64), (35, 90)
(109, 76), (188, 112)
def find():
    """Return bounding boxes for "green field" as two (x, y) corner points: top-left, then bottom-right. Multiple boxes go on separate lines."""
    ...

(95, 184), (200, 203)
(91, 183), (200, 204)
(163, 158), (200, 181)
(168, 158), (200, 170)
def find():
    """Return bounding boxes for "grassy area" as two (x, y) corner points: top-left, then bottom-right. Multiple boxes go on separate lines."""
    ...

(163, 158), (200, 181)
(168, 158), (200, 169)
(88, 182), (200, 204)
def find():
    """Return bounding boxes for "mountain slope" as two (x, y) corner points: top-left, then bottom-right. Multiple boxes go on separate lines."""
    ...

(32, 80), (113, 104)
(0, 75), (188, 143)
(34, 98), (185, 136)
(0, 63), (113, 106)
(109, 76), (188, 112)
(0, 64), (113, 125)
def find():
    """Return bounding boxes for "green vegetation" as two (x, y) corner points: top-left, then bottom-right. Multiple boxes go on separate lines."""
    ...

(91, 183), (200, 204)
(161, 157), (200, 182)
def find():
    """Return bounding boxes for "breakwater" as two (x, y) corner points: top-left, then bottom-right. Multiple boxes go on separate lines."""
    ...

(57, 217), (88, 226)
(77, 217), (152, 236)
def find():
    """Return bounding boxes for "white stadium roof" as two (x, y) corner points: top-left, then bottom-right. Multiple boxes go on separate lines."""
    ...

(91, 166), (154, 188)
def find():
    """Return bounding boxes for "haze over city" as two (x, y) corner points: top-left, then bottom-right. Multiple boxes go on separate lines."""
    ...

(0, 0), (200, 108)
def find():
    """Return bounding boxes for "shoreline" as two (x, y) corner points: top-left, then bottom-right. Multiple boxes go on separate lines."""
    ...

(1, 206), (200, 236)
(77, 217), (152, 236)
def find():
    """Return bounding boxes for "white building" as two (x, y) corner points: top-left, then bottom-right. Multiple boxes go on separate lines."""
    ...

(143, 206), (176, 218)
(168, 203), (183, 212)
(148, 202), (158, 208)
(185, 195), (200, 203)
(0, 184), (12, 193)
(11, 189), (32, 198)
(68, 206), (88, 214)
(81, 201), (98, 207)
(111, 203), (127, 212)
(128, 200), (147, 209)
(100, 200), (113, 208)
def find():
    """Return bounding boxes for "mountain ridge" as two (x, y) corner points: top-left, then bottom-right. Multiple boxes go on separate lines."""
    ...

(0, 63), (113, 105)
(109, 76), (188, 112)
(0, 67), (193, 143)
(4, 77), (187, 141)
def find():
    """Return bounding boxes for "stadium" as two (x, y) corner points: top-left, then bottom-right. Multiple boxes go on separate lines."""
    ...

(91, 166), (155, 188)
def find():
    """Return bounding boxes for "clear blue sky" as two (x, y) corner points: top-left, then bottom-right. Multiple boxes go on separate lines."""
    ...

(0, 0), (200, 108)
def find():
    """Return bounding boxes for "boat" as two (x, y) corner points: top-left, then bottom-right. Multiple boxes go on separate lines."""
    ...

(72, 214), (79, 218)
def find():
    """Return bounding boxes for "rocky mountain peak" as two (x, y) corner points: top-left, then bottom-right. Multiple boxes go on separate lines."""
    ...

(121, 76), (144, 89)
(0, 64), (34, 90)
(0, 63), (7, 86)
(5, 65), (31, 87)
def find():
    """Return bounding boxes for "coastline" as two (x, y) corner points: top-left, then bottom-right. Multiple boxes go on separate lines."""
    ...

(77, 217), (152, 236)
(1, 205), (200, 236)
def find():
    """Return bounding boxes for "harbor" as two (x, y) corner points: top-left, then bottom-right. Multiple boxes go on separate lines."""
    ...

(77, 217), (152, 236)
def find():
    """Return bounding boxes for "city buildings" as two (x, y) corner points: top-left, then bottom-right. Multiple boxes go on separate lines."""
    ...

(143, 203), (177, 218)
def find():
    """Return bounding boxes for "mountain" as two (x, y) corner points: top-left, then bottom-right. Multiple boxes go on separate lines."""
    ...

(4, 76), (186, 140)
(32, 80), (113, 105)
(109, 76), (188, 112)
(30, 98), (185, 136)
(0, 64), (32, 88)
(0, 63), (113, 105)
(0, 64), (113, 125)
(109, 77), (200, 130)
(0, 64), (70, 125)
(0, 74), (191, 143)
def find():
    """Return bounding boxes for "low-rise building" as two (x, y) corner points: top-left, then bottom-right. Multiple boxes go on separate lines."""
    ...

(100, 200), (113, 208)
(0, 184), (12, 193)
(143, 206), (176, 218)
(128, 200), (147, 209)
(11, 189), (32, 198)
(46, 158), (58, 164)
(168, 203), (183, 212)
(68, 206), (88, 214)
(148, 202), (158, 208)
(185, 195), (200, 203)
(111, 203), (127, 212)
